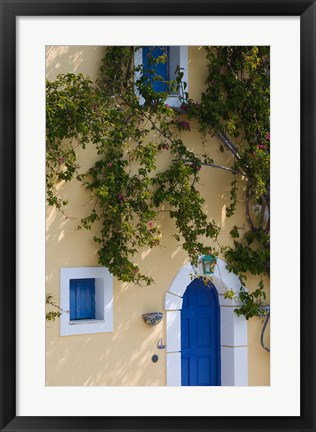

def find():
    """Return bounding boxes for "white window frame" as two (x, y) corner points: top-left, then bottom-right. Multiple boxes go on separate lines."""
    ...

(60, 267), (113, 336)
(134, 46), (188, 107)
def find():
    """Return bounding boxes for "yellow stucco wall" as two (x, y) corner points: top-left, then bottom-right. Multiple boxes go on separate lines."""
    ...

(46, 46), (270, 386)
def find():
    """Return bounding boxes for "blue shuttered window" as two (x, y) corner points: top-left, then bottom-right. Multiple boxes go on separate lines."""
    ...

(142, 46), (170, 92)
(70, 278), (96, 320)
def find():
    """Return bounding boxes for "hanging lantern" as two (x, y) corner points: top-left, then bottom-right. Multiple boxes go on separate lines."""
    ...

(199, 255), (216, 275)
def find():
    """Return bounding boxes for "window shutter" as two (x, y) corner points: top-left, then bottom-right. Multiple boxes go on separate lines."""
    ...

(70, 278), (95, 320)
(142, 46), (169, 92)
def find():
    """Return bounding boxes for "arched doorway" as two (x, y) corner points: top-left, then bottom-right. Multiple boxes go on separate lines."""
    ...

(165, 258), (248, 386)
(181, 278), (221, 386)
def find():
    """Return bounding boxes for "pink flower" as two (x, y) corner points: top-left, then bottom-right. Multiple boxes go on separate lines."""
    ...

(58, 156), (64, 164)
(118, 193), (125, 201)
(165, 104), (171, 109)
(257, 144), (265, 150)
(147, 221), (153, 228)
(174, 119), (190, 131)
(190, 162), (202, 172)
(267, 132), (270, 140)
(180, 121), (190, 130)
(108, 162), (113, 167)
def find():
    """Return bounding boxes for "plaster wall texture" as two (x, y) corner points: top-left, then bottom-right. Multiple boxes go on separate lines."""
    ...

(46, 46), (270, 386)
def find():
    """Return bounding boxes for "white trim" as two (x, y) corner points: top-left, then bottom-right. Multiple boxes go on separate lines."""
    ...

(221, 346), (248, 387)
(166, 310), (181, 353)
(164, 292), (183, 311)
(165, 258), (248, 386)
(134, 46), (188, 107)
(60, 267), (113, 336)
(220, 307), (248, 346)
(166, 352), (181, 386)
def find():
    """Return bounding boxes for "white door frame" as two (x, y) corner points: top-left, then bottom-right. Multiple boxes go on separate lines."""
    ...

(164, 258), (248, 386)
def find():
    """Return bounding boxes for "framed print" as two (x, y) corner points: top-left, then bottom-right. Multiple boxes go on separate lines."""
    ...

(0, 1), (315, 431)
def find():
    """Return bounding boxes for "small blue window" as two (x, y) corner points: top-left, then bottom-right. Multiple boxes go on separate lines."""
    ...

(142, 46), (169, 92)
(70, 278), (95, 320)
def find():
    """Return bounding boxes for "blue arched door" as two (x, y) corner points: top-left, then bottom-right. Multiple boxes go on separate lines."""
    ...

(181, 278), (221, 386)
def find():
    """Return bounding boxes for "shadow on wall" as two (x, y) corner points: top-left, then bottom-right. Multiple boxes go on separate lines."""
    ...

(46, 46), (105, 81)
(46, 319), (167, 386)
(45, 187), (183, 386)
(45, 157), (239, 386)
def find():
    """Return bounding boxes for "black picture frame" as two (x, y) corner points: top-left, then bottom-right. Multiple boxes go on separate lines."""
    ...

(0, 1), (315, 431)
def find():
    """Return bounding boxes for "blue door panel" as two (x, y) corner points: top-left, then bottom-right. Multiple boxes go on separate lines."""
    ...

(181, 278), (221, 386)
(181, 318), (189, 350)
(197, 289), (210, 306)
(197, 318), (211, 347)
(181, 357), (189, 386)
(197, 357), (212, 386)
(189, 357), (197, 386)
(142, 46), (169, 92)
(70, 278), (95, 320)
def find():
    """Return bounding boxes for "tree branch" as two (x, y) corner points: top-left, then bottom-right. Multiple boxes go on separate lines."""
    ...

(261, 194), (270, 232)
(246, 187), (255, 231)
(174, 159), (244, 176)
(215, 131), (241, 160)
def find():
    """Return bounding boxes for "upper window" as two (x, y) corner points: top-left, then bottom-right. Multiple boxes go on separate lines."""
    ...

(134, 46), (188, 107)
(60, 267), (113, 336)
(142, 46), (169, 93)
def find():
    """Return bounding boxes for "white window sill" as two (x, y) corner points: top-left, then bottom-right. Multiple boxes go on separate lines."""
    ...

(69, 319), (106, 326)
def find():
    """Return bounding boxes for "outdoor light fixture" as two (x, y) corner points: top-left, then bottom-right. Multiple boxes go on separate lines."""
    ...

(142, 312), (163, 327)
(199, 255), (216, 275)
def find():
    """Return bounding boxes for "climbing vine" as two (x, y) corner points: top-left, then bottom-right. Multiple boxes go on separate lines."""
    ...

(46, 294), (62, 321)
(46, 46), (270, 319)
